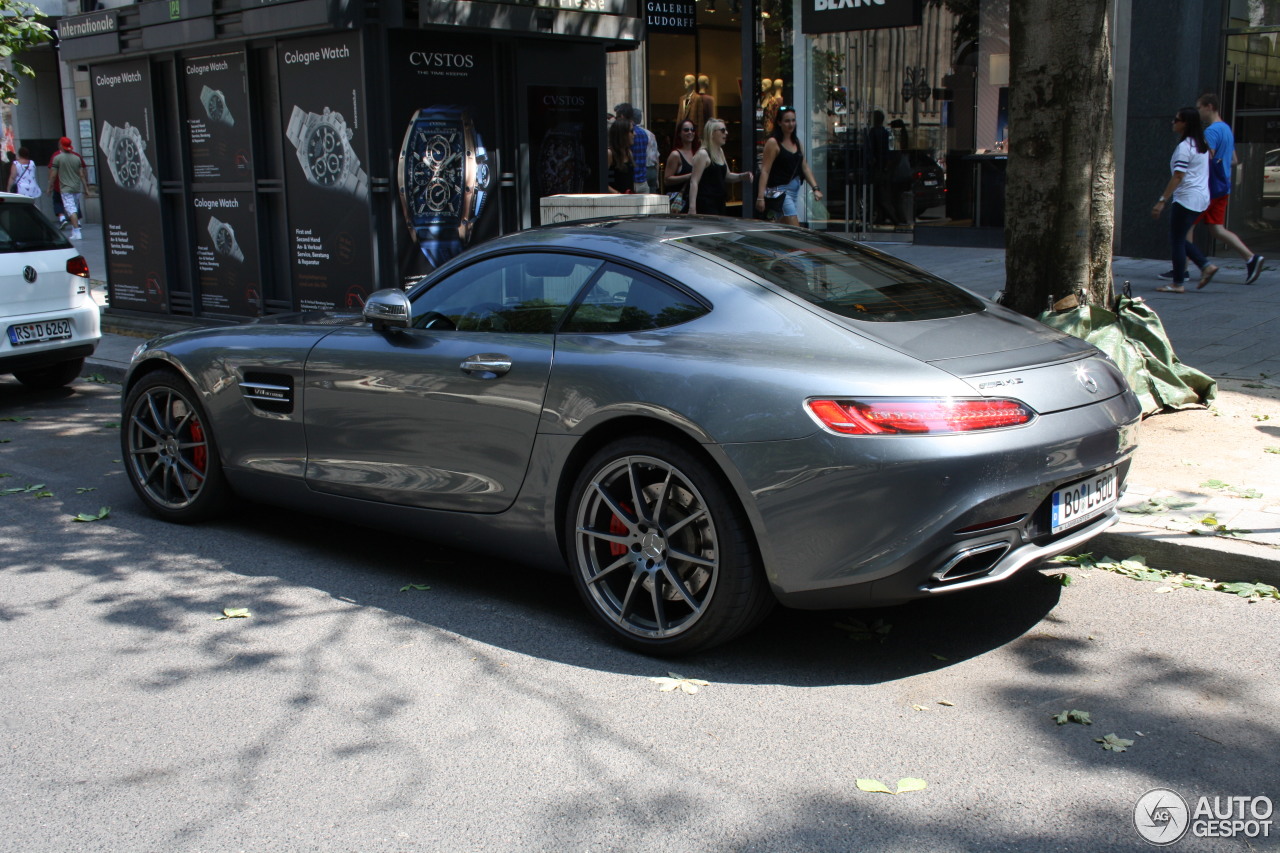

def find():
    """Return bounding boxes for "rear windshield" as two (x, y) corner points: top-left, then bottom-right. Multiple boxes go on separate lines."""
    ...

(676, 229), (984, 322)
(0, 201), (71, 253)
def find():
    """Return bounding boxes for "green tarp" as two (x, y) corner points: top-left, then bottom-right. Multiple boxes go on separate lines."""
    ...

(1038, 295), (1216, 416)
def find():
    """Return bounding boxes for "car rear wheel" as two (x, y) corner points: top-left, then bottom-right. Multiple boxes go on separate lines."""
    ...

(122, 370), (230, 522)
(567, 436), (772, 655)
(13, 357), (84, 390)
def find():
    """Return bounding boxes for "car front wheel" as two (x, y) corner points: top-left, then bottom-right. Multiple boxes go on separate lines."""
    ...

(122, 370), (230, 522)
(567, 436), (772, 655)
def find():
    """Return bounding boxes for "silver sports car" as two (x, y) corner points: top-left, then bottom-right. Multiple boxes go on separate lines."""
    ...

(122, 217), (1141, 655)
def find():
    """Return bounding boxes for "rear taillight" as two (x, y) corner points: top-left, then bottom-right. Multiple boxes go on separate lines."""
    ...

(806, 398), (1035, 435)
(67, 256), (90, 278)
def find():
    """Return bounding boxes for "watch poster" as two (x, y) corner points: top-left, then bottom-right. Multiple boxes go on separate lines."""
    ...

(277, 34), (373, 311)
(387, 31), (499, 283)
(193, 192), (262, 317)
(527, 86), (598, 226)
(91, 58), (168, 314)
(183, 51), (253, 182)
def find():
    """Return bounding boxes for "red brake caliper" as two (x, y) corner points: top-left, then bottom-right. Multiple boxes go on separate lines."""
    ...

(189, 419), (207, 473)
(608, 502), (633, 557)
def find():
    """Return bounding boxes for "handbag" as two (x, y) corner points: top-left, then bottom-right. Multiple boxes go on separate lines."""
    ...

(667, 190), (687, 214)
(762, 185), (787, 219)
(1208, 156), (1230, 199)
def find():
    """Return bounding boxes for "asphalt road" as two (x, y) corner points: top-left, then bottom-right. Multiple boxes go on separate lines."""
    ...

(1, 378), (1277, 853)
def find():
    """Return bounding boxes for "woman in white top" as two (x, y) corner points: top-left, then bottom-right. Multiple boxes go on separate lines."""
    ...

(1153, 106), (1211, 292)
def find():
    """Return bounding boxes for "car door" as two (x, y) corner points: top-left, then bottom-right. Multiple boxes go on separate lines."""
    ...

(303, 251), (602, 512)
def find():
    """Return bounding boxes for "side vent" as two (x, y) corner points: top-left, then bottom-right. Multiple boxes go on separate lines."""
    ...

(241, 372), (294, 414)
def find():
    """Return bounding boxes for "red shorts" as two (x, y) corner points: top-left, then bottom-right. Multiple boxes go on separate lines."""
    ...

(1196, 195), (1228, 225)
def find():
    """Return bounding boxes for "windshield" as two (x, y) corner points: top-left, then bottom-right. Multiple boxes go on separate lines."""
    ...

(0, 201), (72, 253)
(676, 229), (984, 322)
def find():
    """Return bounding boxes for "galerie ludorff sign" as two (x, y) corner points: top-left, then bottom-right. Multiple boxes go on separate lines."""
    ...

(800, 0), (921, 34)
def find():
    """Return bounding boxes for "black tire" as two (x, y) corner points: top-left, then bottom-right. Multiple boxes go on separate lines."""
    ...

(13, 357), (83, 390)
(121, 370), (231, 523)
(566, 435), (774, 655)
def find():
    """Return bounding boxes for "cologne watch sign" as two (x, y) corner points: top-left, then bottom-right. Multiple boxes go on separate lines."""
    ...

(800, 0), (921, 34)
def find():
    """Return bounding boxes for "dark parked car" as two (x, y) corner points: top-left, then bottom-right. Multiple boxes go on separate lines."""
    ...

(121, 217), (1140, 654)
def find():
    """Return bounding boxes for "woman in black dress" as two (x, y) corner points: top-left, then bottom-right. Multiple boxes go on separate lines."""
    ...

(688, 118), (752, 215)
(606, 118), (635, 194)
(755, 107), (822, 226)
(663, 119), (699, 213)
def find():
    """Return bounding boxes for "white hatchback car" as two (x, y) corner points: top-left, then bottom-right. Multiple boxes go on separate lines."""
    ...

(0, 192), (99, 389)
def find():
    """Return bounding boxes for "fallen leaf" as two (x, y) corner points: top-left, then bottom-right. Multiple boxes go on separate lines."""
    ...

(214, 607), (251, 620)
(71, 506), (110, 522)
(649, 673), (709, 694)
(911, 704), (928, 711)
(0, 416), (31, 422)
(930, 653), (949, 661)
(1052, 709), (1092, 726)
(76, 487), (96, 493)
(856, 779), (894, 794)
(399, 583), (431, 592)
(937, 699), (955, 707)
(1155, 587), (1174, 594)
(895, 778), (928, 794)
(1095, 733), (1134, 752)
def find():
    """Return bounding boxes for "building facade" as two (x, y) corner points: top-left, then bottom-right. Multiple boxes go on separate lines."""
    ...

(33, 0), (1280, 321)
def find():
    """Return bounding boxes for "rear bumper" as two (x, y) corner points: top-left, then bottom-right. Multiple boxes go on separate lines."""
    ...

(0, 341), (97, 374)
(716, 391), (1142, 609)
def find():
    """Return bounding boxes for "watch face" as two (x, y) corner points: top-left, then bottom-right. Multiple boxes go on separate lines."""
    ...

(538, 133), (584, 195)
(404, 125), (462, 225)
(207, 93), (225, 121)
(305, 123), (346, 187)
(114, 137), (143, 188)
(215, 226), (234, 254)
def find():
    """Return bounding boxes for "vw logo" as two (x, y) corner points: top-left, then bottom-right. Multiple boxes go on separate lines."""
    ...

(1076, 366), (1099, 394)
(22, 266), (36, 283)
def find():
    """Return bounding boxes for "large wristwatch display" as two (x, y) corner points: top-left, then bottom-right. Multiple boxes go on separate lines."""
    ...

(286, 105), (369, 202)
(537, 123), (587, 197)
(98, 120), (159, 200)
(207, 215), (245, 263)
(200, 85), (235, 127)
(397, 106), (490, 267)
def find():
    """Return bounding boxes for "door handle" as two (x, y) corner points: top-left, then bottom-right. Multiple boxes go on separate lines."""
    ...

(460, 354), (512, 379)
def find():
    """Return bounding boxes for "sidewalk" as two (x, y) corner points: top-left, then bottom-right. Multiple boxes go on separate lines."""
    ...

(77, 225), (1280, 587)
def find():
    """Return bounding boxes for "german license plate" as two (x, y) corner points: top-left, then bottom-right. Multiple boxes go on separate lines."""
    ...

(1050, 468), (1118, 534)
(7, 319), (72, 346)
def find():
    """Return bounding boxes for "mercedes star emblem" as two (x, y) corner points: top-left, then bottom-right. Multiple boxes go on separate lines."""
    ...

(1076, 365), (1100, 394)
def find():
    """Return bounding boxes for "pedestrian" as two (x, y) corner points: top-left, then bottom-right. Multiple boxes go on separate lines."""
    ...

(1153, 107), (1211, 293)
(606, 117), (635, 194)
(1162, 93), (1263, 287)
(6, 147), (41, 198)
(663, 119), (699, 213)
(688, 118), (752, 216)
(755, 106), (822, 226)
(48, 137), (88, 240)
(628, 107), (658, 194)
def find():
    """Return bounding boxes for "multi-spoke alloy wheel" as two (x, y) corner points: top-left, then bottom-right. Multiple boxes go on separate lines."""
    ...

(122, 371), (229, 522)
(568, 436), (771, 655)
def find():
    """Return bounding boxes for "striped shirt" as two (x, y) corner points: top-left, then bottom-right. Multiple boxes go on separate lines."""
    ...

(1170, 137), (1209, 212)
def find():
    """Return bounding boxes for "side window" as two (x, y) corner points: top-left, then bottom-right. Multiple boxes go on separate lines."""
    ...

(411, 252), (602, 333)
(562, 265), (708, 334)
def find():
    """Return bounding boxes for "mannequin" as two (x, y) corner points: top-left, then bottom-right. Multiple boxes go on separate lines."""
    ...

(689, 75), (715, 131)
(675, 74), (697, 127)
(765, 77), (785, 132)
(760, 78), (774, 133)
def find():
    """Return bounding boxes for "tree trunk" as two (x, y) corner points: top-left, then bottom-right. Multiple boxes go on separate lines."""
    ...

(1004, 0), (1114, 317)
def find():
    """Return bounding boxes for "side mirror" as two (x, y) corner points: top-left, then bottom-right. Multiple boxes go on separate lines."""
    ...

(363, 288), (412, 331)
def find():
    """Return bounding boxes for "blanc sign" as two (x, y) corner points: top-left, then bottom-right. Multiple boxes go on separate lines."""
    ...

(800, 0), (921, 34)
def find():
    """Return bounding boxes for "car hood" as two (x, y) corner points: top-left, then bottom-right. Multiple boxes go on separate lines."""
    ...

(249, 310), (367, 327)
